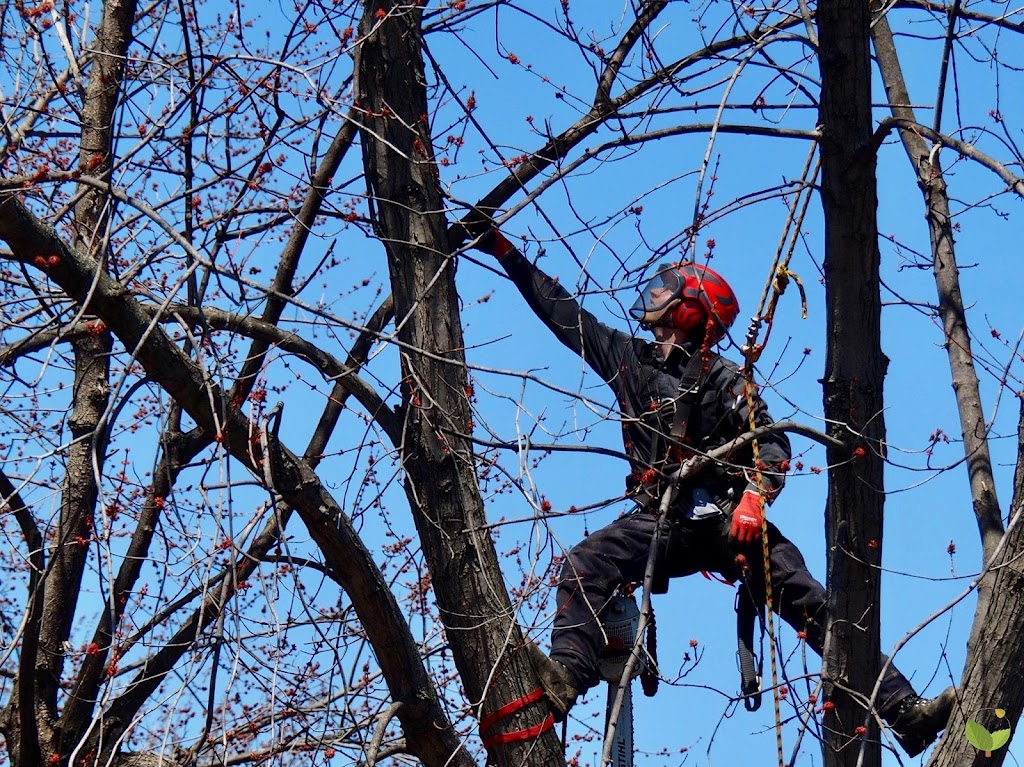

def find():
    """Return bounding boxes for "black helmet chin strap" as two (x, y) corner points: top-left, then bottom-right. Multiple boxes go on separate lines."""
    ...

(639, 297), (685, 332)
(643, 319), (708, 350)
(639, 316), (670, 331)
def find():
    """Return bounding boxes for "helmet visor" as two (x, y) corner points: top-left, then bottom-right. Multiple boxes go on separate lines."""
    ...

(629, 264), (683, 322)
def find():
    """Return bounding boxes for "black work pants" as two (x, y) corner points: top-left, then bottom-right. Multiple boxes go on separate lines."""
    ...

(551, 510), (915, 712)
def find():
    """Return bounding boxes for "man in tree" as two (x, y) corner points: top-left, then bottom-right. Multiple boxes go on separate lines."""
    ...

(471, 227), (955, 757)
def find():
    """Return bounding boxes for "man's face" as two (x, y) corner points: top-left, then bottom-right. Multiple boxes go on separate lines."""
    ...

(638, 285), (678, 326)
(630, 264), (685, 327)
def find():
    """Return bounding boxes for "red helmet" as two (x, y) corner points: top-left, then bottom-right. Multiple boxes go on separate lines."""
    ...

(630, 262), (740, 344)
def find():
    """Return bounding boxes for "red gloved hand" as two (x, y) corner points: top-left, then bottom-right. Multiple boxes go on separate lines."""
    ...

(474, 228), (514, 260)
(458, 210), (515, 259)
(730, 491), (764, 546)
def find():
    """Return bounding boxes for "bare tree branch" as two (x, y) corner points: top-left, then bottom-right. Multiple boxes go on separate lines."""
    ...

(872, 118), (1024, 198)
(0, 192), (471, 767)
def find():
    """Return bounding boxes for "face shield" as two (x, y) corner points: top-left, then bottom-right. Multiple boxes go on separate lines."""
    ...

(629, 264), (684, 325)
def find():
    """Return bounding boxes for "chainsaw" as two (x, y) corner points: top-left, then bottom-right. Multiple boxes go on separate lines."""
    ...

(598, 594), (645, 767)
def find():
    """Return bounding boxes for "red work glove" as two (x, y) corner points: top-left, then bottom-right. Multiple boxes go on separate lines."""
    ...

(457, 210), (515, 260)
(730, 490), (764, 546)
(474, 228), (514, 260)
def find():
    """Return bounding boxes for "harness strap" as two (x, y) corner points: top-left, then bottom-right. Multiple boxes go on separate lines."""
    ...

(634, 346), (707, 482)
(735, 580), (764, 711)
(479, 687), (555, 748)
(669, 349), (707, 443)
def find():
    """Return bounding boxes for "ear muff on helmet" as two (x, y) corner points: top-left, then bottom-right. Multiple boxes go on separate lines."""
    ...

(677, 263), (739, 344)
(631, 262), (739, 343)
(669, 299), (708, 336)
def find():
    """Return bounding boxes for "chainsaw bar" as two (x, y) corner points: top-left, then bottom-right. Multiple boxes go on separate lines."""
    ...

(604, 678), (634, 767)
(599, 595), (641, 767)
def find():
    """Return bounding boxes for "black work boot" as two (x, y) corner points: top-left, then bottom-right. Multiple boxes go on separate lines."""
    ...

(524, 642), (579, 722)
(886, 687), (957, 757)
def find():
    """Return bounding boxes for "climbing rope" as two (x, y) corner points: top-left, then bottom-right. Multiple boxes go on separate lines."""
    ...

(740, 402), (785, 767)
(742, 149), (816, 363)
(738, 143), (819, 767)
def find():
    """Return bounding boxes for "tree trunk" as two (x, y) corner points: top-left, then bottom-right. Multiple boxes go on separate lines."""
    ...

(1, 1), (136, 763)
(928, 404), (1024, 767)
(355, 4), (565, 766)
(817, 4), (885, 766)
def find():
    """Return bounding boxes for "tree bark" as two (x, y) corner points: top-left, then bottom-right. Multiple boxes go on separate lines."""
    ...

(817, 3), (885, 766)
(355, 4), (565, 765)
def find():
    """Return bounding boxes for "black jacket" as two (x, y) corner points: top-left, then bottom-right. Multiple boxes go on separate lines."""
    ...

(500, 248), (791, 504)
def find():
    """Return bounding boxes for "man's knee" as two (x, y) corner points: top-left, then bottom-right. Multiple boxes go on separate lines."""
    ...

(558, 516), (653, 592)
(560, 536), (601, 578)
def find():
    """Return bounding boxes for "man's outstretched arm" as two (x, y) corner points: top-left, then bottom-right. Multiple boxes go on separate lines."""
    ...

(473, 228), (633, 384)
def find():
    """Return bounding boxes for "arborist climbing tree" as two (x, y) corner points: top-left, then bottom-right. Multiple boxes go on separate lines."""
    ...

(468, 223), (955, 759)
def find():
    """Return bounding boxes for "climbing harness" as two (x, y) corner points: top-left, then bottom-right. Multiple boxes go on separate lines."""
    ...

(637, 348), (708, 595)
(632, 324), (770, 711)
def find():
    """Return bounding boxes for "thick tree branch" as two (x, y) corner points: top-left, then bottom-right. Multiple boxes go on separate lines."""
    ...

(66, 292), (395, 743)
(872, 9), (1005, 604)
(594, 1), (668, 107)
(14, 1), (140, 764)
(356, 3), (551, 765)
(448, 18), (805, 237)
(0, 469), (45, 763)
